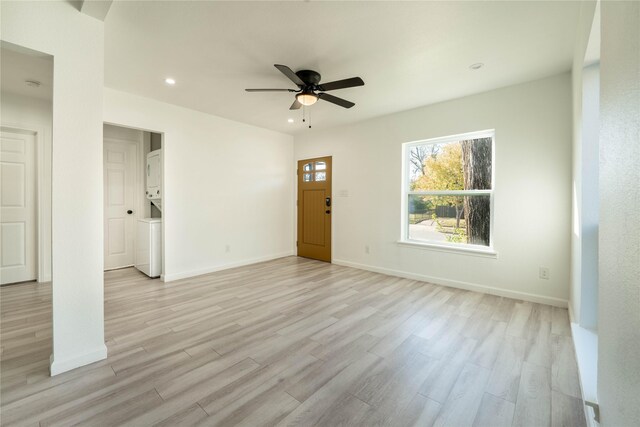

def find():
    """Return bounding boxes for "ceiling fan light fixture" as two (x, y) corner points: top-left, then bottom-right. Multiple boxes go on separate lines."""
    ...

(296, 92), (318, 106)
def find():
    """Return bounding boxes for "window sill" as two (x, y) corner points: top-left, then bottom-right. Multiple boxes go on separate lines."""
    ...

(397, 240), (498, 258)
(570, 323), (598, 407)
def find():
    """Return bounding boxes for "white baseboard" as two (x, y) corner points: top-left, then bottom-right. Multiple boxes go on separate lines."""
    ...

(332, 258), (568, 308)
(568, 302), (576, 323)
(162, 251), (295, 282)
(49, 344), (108, 376)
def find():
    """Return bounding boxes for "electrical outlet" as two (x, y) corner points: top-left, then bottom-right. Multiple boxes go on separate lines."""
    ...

(365, 245), (370, 254)
(539, 267), (550, 280)
(225, 244), (231, 253)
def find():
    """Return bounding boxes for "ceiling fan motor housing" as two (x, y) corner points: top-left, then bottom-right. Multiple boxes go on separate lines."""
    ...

(296, 70), (322, 87)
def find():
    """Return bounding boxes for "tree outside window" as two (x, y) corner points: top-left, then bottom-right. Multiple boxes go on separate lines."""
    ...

(404, 132), (493, 247)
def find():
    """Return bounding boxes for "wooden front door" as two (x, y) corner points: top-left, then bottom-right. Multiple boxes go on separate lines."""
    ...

(297, 156), (332, 262)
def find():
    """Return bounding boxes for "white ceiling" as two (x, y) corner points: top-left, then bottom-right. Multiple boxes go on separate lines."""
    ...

(104, 1), (582, 135)
(1, 44), (53, 101)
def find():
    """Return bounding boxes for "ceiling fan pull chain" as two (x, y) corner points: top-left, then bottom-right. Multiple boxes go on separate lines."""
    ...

(302, 105), (306, 123)
(308, 109), (311, 129)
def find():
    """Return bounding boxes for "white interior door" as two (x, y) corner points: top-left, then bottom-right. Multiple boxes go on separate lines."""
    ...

(1, 130), (36, 285)
(104, 140), (137, 270)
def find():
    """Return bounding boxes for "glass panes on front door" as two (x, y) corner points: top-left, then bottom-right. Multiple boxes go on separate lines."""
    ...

(301, 161), (327, 182)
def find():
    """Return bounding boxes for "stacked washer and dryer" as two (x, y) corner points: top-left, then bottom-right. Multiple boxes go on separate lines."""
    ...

(135, 149), (162, 278)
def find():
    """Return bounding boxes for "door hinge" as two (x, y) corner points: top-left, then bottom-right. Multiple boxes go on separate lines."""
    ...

(296, 241), (298, 247)
(296, 200), (298, 206)
(296, 169), (299, 175)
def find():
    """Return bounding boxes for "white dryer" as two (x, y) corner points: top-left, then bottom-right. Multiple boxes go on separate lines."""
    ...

(136, 218), (162, 278)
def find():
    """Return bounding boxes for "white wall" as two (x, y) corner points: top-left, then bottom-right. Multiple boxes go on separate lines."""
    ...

(1, 1), (107, 374)
(0, 92), (52, 282)
(598, 1), (640, 425)
(295, 73), (572, 306)
(103, 89), (294, 281)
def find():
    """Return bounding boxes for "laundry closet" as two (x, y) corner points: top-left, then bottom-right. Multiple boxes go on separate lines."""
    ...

(103, 124), (163, 277)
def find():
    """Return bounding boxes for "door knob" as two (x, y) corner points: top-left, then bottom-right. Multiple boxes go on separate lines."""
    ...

(127, 210), (133, 214)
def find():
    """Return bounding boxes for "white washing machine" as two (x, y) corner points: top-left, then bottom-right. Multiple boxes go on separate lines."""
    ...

(136, 218), (162, 278)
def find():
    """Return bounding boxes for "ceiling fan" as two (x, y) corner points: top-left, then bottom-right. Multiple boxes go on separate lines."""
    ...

(245, 64), (364, 110)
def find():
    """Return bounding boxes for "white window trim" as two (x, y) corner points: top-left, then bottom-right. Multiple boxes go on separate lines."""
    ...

(396, 240), (498, 258)
(400, 129), (496, 256)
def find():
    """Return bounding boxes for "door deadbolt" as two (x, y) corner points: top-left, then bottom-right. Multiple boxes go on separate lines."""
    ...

(127, 210), (133, 214)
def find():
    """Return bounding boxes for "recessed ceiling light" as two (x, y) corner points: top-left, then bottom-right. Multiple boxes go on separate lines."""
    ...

(469, 63), (484, 70)
(165, 78), (176, 85)
(287, 118), (294, 123)
(25, 79), (41, 88)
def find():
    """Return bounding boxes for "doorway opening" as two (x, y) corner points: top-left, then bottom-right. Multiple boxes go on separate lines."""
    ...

(0, 42), (53, 286)
(297, 156), (332, 262)
(0, 41), (54, 384)
(103, 124), (163, 278)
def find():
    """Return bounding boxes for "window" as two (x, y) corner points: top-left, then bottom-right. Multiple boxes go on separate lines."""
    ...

(302, 161), (327, 182)
(402, 130), (494, 250)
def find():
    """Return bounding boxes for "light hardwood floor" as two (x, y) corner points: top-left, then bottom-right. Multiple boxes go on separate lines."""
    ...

(0, 256), (586, 426)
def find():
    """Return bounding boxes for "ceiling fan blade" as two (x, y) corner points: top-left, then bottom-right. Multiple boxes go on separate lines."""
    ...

(318, 92), (355, 108)
(274, 64), (305, 86)
(245, 88), (295, 92)
(318, 77), (364, 92)
(290, 99), (302, 110)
